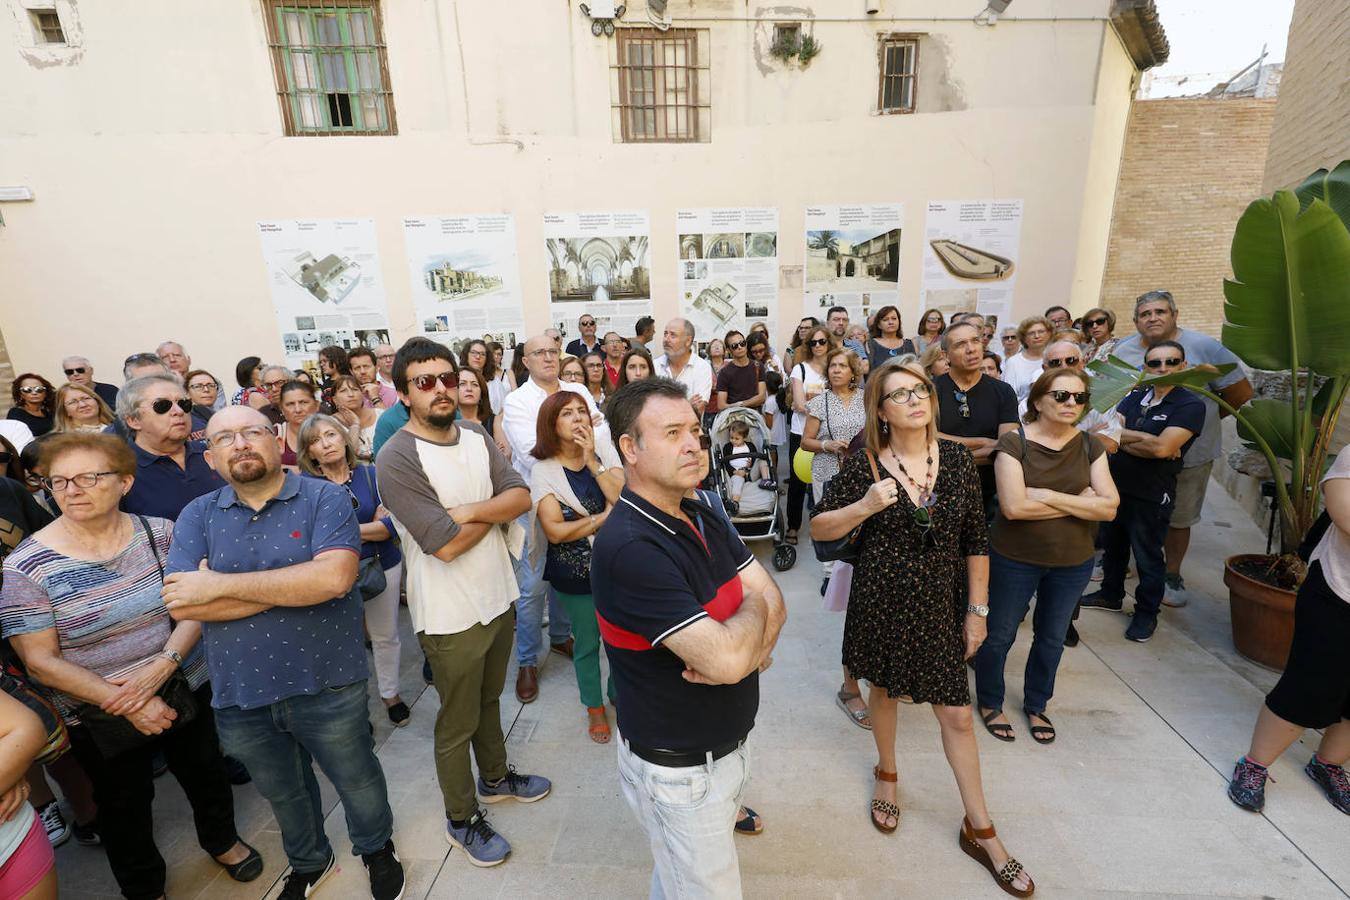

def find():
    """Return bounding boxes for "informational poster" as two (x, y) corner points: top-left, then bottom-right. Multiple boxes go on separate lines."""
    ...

(543, 210), (652, 344)
(257, 218), (392, 374)
(676, 207), (779, 346)
(921, 199), (1024, 330)
(402, 214), (524, 354)
(803, 203), (904, 328)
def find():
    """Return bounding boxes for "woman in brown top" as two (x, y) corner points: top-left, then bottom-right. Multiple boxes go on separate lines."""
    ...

(974, 369), (1118, 744)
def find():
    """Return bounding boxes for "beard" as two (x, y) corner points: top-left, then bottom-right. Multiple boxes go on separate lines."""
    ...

(228, 455), (268, 483)
(427, 410), (456, 429)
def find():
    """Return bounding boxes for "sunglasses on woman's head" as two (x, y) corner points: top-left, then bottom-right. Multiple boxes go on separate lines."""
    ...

(150, 397), (193, 415)
(1049, 390), (1090, 406)
(1044, 356), (1080, 369)
(1145, 357), (1182, 369)
(411, 372), (459, 391)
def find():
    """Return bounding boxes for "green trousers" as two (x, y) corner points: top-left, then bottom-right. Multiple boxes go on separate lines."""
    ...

(554, 590), (616, 709)
(419, 609), (513, 820)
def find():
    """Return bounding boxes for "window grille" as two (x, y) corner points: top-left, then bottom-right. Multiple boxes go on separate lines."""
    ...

(878, 36), (919, 115)
(613, 28), (710, 143)
(32, 11), (66, 44)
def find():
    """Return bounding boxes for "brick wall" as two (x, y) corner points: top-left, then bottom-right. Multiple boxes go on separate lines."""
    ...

(1263, 0), (1350, 191)
(1099, 97), (1277, 338)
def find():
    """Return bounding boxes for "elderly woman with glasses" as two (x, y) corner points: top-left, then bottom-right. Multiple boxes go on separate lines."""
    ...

(0, 433), (261, 898)
(1002, 316), (1053, 405)
(8, 375), (56, 439)
(1080, 307), (1120, 364)
(810, 362), (1036, 896)
(53, 383), (114, 435)
(296, 414), (408, 727)
(975, 369), (1117, 747)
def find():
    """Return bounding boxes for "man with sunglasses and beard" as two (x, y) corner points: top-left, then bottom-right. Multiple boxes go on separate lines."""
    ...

(934, 321), (1018, 518)
(377, 341), (551, 868)
(118, 375), (223, 521)
(1081, 341), (1206, 643)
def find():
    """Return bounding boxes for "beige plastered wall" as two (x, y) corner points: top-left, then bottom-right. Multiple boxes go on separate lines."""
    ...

(0, 0), (1138, 388)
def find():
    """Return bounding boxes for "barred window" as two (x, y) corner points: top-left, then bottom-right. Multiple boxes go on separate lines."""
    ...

(612, 28), (710, 143)
(263, 1), (397, 136)
(31, 10), (66, 44)
(878, 35), (919, 115)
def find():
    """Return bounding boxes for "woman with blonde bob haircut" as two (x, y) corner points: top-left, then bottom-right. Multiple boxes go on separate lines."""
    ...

(811, 360), (1035, 896)
(1002, 315), (1053, 405)
(53, 383), (114, 434)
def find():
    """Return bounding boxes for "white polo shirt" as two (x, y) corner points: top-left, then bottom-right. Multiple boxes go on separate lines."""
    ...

(653, 353), (714, 406)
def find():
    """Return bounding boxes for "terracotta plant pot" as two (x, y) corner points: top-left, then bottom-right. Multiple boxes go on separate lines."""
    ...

(1224, 554), (1296, 671)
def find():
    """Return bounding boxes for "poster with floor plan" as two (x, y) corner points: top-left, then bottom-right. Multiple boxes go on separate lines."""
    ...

(677, 207), (779, 345)
(803, 203), (904, 329)
(403, 214), (524, 352)
(920, 199), (1024, 328)
(543, 210), (652, 343)
(257, 218), (392, 371)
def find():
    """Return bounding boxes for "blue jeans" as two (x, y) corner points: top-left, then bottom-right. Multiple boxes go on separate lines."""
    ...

(513, 513), (572, 666)
(215, 681), (393, 873)
(974, 550), (1094, 716)
(1100, 493), (1173, 617)
(617, 738), (750, 899)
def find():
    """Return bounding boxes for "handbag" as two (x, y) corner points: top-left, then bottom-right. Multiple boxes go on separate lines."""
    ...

(354, 467), (388, 602)
(74, 516), (199, 758)
(812, 450), (880, 563)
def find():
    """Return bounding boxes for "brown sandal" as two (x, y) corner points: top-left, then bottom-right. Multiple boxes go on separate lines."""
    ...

(959, 817), (1034, 897)
(870, 766), (899, 834)
(586, 706), (611, 744)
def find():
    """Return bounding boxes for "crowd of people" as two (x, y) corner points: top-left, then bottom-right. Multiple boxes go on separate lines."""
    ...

(0, 288), (1345, 900)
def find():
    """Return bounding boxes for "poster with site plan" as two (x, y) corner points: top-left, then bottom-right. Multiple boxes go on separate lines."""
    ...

(676, 207), (780, 348)
(803, 203), (904, 330)
(543, 210), (652, 346)
(402, 214), (524, 354)
(921, 199), (1024, 331)
(257, 218), (393, 376)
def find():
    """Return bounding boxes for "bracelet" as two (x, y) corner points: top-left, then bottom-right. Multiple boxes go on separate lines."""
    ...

(159, 649), (183, 667)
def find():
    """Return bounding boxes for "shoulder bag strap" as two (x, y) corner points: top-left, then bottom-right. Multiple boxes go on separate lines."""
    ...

(1016, 424), (1028, 464)
(865, 448), (881, 483)
(135, 515), (165, 582)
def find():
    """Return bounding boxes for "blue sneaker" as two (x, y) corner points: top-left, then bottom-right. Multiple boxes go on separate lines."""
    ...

(445, 810), (511, 867)
(1305, 756), (1350, 815)
(1227, 757), (1268, 812)
(478, 766), (551, 804)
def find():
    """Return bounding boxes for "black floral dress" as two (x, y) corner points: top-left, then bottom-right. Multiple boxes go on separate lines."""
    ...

(813, 439), (988, 705)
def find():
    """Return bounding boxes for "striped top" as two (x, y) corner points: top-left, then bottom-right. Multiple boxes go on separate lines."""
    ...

(0, 516), (207, 724)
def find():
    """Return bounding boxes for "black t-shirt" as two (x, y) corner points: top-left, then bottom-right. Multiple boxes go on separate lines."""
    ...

(1109, 387), (1206, 503)
(6, 408), (53, 438)
(0, 477), (53, 571)
(715, 360), (762, 405)
(935, 373), (1018, 500)
(592, 489), (757, 752)
(93, 382), (120, 408)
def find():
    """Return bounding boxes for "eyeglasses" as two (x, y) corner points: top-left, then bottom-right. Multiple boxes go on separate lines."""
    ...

(467, 348), (486, 357)
(147, 397), (193, 415)
(263, 379), (289, 391)
(1001, 335), (1018, 342)
(63, 396), (94, 407)
(19, 386), (47, 395)
(884, 384), (932, 405)
(528, 348), (561, 359)
(1145, 357), (1183, 369)
(44, 471), (119, 492)
(63, 367), (87, 376)
(188, 381), (216, 392)
(953, 390), (970, 419)
(410, 372), (459, 392)
(206, 425), (275, 450)
(808, 338), (829, 347)
(1049, 390), (1090, 406)
(375, 353), (395, 361)
(1044, 356), (1080, 369)
(726, 341), (746, 351)
(1084, 317), (1109, 328)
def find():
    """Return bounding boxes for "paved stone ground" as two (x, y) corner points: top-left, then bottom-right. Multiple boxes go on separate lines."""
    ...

(55, 479), (1349, 899)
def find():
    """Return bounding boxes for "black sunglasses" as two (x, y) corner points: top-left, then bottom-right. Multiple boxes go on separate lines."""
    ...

(0, 451), (10, 464)
(149, 397), (193, 415)
(808, 338), (829, 347)
(1044, 356), (1080, 369)
(1145, 357), (1183, 369)
(1049, 390), (1090, 406)
(953, 390), (970, 419)
(726, 341), (746, 351)
(64, 367), (87, 376)
(411, 372), (459, 392)
(1084, 317), (1109, 328)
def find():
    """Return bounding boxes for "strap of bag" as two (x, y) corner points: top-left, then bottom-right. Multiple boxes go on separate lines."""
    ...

(1016, 424), (1028, 464)
(135, 515), (165, 582)
(865, 448), (880, 483)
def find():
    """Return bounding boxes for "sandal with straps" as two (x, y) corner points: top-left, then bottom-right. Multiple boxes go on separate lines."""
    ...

(836, 689), (873, 730)
(1026, 711), (1055, 745)
(870, 766), (899, 834)
(586, 706), (611, 744)
(982, 708), (1016, 742)
(959, 817), (1034, 897)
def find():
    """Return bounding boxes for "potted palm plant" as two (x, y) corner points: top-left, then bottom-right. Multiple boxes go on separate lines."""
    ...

(1088, 160), (1350, 669)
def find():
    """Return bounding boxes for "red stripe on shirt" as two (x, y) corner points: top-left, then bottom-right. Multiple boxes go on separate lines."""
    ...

(597, 611), (653, 651)
(703, 577), (744, 622)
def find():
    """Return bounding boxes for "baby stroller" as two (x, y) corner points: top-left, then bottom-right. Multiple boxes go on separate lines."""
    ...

(707, 407), (796, 571)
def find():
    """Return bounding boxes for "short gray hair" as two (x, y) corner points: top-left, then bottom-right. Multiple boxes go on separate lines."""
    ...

(156, 340), (185, 357)
(117, 374), (184, 422)
(1134, 290), (1176, 317)
(295, 413), (359, 475)
(260, 364), (293, 382)
(122, 353), (167, 382)
(940, 320), (981, 351)
(61, 355), (91, 369)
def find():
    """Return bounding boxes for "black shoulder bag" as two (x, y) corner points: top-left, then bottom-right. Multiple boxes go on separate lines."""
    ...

(812, 450), (881, 563)
(75, 516), (199, 758)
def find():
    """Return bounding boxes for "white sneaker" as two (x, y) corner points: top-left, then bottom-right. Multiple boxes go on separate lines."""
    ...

(36, 801), (70, 848)
(1163, 573), (1189, 608)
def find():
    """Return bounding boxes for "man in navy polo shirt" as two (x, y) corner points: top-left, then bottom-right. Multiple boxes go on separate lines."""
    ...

(118, 374), (223, 520)
(1081, 341), (1206, 643)
(162, 406), (404, 900)
(592, 378), (786, 898)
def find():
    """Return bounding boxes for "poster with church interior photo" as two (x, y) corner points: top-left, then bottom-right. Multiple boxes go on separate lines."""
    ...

(543, 210), (652, 343)
(403, 213), (525, 350)
(920, 199), (1024, 325)
(257, 218), (392, 371)
(676, 207), (779, 345)
(803, 203), (904, 330)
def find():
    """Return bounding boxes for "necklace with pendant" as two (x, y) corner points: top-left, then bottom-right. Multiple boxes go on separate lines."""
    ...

(886, 446), (936, 507)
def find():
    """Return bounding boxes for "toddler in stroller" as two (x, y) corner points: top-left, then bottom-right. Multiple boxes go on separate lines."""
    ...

(721, 419), (774, 516)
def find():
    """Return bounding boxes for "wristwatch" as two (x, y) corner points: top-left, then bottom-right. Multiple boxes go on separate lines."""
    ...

(160, 649), (183, 668)
(966, 603), (990, 617)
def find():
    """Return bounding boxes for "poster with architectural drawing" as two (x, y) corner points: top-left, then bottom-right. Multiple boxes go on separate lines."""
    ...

(676, 207), (779, 345)
(803, 204), (904, 329)
(403, 214), (524, 353)
(543, 210), (652, 343)
(257, 218), (392, 372)
(921, 199), (1023, 327)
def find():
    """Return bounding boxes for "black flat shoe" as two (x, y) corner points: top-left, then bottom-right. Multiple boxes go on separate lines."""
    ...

(1026, 711), (1056, 745)
(1063, 624), (1080, 647)
(217, 841), (264, 883)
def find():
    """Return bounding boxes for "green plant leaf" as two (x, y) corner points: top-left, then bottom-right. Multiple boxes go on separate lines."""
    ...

(1311, 375), (1347, 418)
(1085, 358), (1237, 414)
(1293, 160), (1350, 230)
(1235, 398), (1301, 460)
(1222, 193), (1350, 374)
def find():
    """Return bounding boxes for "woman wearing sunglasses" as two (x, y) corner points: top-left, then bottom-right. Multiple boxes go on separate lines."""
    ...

(1081, 307), (1120, 365)
(975, 369), (1118, 748)
(811, 362), (1036, 895)
(8, 376), (56, 439)
(786, 327), (835, 544)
